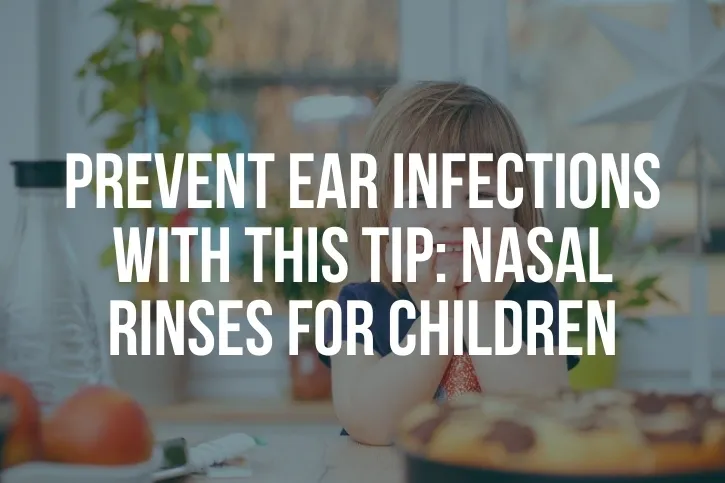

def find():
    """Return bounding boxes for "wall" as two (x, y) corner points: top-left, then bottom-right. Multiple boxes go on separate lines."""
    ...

(399, 0), (509, 101)
(48, 0), (129, 316)
(0, 0), (40, 264)
(0, 0), (128, 318)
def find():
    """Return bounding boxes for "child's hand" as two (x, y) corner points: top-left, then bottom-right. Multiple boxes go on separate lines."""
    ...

(459, 223), (530, 302)
(387, 244), (458, 316)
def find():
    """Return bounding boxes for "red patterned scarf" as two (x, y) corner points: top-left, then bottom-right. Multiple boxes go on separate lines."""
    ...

(435, 353), (481, 401)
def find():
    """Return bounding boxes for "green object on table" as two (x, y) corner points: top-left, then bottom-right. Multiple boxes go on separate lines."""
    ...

(159, 437), (189, 470)
(0, 396), (14, 466)
(253, 436), (267, 446)
(567, 335), (620, 390)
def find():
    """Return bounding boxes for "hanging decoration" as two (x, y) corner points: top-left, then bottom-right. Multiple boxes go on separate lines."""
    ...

(574, 0), (725, 391)
(574, 0), (725, 183)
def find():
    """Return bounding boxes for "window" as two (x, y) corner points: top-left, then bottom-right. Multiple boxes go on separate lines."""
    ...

(502, 1), (725, 315)
(205, 0), (398, 200)
(202, 0), (400, 297)
(507, 1), (725, 255)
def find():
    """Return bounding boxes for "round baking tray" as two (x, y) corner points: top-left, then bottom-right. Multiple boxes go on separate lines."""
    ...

(403, 452), (725, 483)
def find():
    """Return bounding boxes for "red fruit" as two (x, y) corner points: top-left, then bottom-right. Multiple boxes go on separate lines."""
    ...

(42, 385), (155, 466)
(0, 372), (43, 468)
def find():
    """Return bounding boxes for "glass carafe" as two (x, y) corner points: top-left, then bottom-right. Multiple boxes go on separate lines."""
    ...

(0, 160), (113, 414)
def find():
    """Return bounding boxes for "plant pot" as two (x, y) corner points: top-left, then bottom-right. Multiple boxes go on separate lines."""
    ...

(567, 334), (620, 390)
(289, 346), (332, 401)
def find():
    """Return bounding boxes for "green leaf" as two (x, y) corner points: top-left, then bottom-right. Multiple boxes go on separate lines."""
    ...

(186, 22), (213, 58)
(162, 35), (184, 83)
(87, 46), (110, 66)
(89, 106), (112, 125)
(147, 80), (177, 115)
(91, 86), (141, 124)
(103, 0), (139, 17)
(654, 288), (676, 305)
(153, 211), (176, 227)
(105, 119), (138, 150)
(98, 61), (142, 85)
(157, 114), (181, 138)
(622, 296), (649, 308)
(100, 245), (117, 268)
(126, 3), (179, 31)
(147, 79), (207, 115)
(204, 205), (228, 225)
(180, 4), (219, 17)
(590, 280), (620, 298)
(185, 86), (208, 111)
(634, 275), (659, 292)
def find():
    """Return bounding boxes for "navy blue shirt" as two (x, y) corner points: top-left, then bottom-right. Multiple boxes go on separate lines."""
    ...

(319, 279), (579, 369)
(318, 279), (579, 435)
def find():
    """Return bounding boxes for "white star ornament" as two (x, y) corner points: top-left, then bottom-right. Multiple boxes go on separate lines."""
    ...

(573, 0), (725, 184)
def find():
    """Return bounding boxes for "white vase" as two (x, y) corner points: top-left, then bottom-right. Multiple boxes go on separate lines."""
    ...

(187, 313), (291, 400)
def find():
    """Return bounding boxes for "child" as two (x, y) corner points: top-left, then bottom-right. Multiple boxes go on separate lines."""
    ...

(318, 81), (579, 446)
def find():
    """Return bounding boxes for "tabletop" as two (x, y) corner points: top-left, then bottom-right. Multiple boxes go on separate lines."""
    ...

(182, 433), (405, 483)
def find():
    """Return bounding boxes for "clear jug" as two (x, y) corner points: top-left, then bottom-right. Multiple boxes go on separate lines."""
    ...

(0, 160), (113, 413)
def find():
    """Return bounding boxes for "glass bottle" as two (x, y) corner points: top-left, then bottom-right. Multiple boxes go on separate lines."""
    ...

(0, 160), (113, 414)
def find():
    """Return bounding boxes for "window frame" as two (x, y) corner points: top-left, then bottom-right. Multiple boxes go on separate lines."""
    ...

(399, 0), (510, 103)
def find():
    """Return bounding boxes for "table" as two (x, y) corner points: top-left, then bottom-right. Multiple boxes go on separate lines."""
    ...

(148, 399), (337, 425)
(181, 433), (404, 483)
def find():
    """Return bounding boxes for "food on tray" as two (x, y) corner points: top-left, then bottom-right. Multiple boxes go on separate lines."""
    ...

(42, 385), (155, 466)
(0, 372), (42, 468)
(398, 389), (725, 476)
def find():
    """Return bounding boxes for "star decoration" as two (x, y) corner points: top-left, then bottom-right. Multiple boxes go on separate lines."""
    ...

(574, 0), (725, 183)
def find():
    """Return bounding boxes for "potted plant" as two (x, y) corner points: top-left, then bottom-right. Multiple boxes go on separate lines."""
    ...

(76, 0), (238, 405)
(546, 182), (680, 390)
(238, 197), (344, 401)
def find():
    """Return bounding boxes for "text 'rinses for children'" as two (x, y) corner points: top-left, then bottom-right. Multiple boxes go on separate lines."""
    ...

(108, 299), (616, 357)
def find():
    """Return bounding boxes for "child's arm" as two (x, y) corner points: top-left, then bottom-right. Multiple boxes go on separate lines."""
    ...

(328, 316), (453, 446)
(465, 302), (569, 394)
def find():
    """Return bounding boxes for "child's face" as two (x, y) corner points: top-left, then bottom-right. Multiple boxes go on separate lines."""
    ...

(385, 162), (516, 283)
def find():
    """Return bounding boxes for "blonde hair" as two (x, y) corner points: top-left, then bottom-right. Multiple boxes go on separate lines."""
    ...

(347, 81), (542, 293)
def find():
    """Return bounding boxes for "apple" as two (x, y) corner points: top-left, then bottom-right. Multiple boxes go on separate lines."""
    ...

(0, 372), (43, 468)
(42, 385), (155, 466)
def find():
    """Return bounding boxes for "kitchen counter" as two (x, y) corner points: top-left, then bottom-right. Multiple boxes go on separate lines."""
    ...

(149, 398), (399, 481)
(168, 432), (403, 483)
(148, 398), (337, 424)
